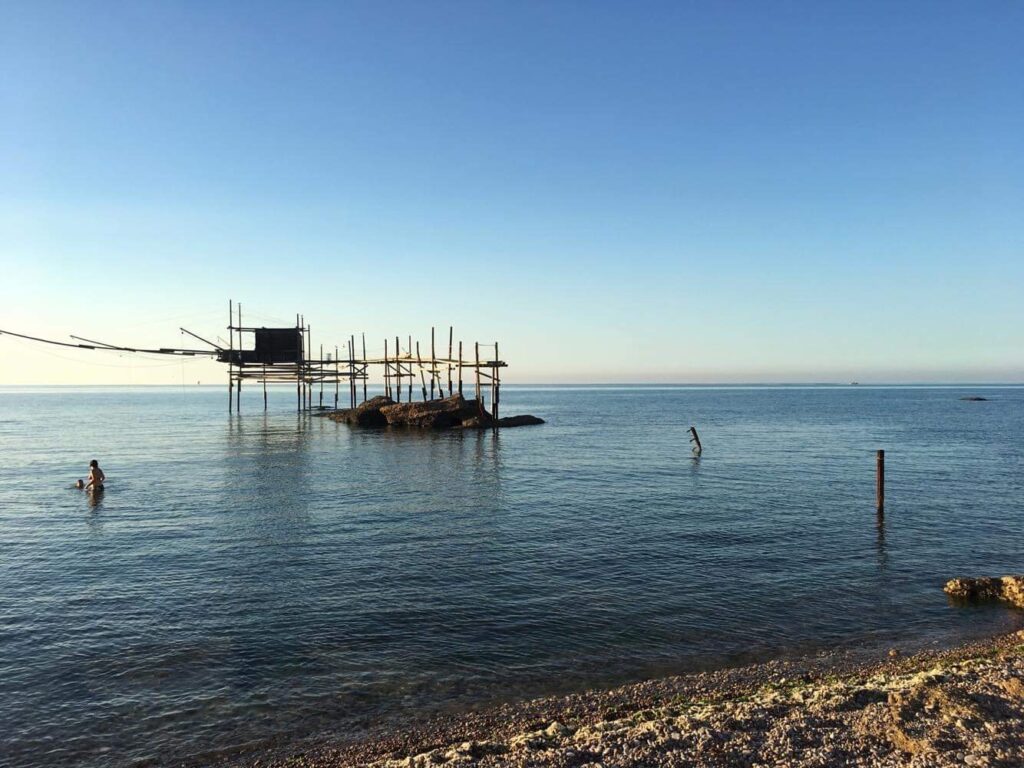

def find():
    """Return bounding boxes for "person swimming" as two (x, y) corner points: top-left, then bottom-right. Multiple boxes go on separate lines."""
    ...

(85, 459), (105, 492)
(74, 479), (85, 490)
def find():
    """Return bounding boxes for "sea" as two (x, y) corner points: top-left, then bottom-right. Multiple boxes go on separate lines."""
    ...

(1, 385), (1022, 767)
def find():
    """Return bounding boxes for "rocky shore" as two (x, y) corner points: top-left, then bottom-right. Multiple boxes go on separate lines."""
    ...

(945, 576), (1024, 609)
(325, 394), (544, 430)
(255, 629), (1024, 768)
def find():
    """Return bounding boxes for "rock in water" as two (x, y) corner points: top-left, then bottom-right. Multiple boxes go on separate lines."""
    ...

(327, 395), (395, 426)
(960, 396), (989, 401)
(380, 394), (483, 429)
(496, 415), (545, 428)
(327, 393), (544, 430)
(944, 576), (1024, 608)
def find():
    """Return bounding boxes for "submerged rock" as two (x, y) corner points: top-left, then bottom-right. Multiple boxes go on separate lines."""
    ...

(960, 396), (989, 401)
(944, 576), (1024, 608)
(496, 414), (545, 428)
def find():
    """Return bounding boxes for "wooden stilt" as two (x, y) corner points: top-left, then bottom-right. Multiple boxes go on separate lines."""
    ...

(361, 333), (367, 403)
(493, 341), (499, 423)
(475, 342), (482, 415)
(448, 326), (454, 396)
(228, 300), (234, 413)
(349, 336), (356, 408)
(416, 342), (427, 400)
(430, 327), (436, 400)
(396, 336), (402, 403)
(458, 340), (463, 396)
(236, 303), (242, 412)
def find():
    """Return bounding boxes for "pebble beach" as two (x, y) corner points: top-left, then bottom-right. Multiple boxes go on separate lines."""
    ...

(257, 628), (1024, 768)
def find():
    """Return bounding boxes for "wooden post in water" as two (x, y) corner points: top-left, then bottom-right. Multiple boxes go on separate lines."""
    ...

(475, 342), (482, 415)
(301, 316), (307, 411)
(416, 342), (427, 400)
(361, 333), (367, 403)
(236, 303), (242, 412)
(349, 337), (356, 408)
(393, 336), (400, 403)
(306, 322), (312, 411)
(448, 326), (454, 396)
(407, 335), (413, 402)
(493, 341), (500, 423)
(263, 364), (267, 410)
(458, 340), (463, 396)
(876, 450), (885, 515)
(228, 300), (234, 413)
(384, 338), (391, 399)
(430, 327), (436, 400)
(296, 314), (302, 412)
(689, 426), (703, 456)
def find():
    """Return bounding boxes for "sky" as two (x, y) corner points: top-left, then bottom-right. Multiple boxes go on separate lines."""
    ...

(1, 1), (1022, 384)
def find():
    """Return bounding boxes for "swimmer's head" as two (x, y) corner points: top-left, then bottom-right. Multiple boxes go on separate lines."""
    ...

(75, 479), (85, 489)
(89, 459), (99, 468)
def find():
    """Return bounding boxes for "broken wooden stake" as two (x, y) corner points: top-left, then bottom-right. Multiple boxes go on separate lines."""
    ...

(689, 426), (703, 457)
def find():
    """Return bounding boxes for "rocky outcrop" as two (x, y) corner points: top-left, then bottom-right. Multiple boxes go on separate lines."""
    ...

(380, 395), (483, 429)
(326, 394), (544, 430)
(944, 576), (1024, 608)
(327, 395), (395, 426)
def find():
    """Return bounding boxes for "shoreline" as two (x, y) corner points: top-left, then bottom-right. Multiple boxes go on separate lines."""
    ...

(249, 622), (1024, 767)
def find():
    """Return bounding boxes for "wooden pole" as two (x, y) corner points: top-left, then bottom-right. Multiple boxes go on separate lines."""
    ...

(475, 342), (482, 414)
(493, 341), (499, 422)
(228, 300), (234, 413)
(689, 426), (703, 456)
(300, 315), (306, 412)
(319, 343), (324, 409)
(458, 340), (463, 396)
(384, 338), (391, 399)
(416, 342), (427, 400)
(876, 450), (885, 514)
(396, 336), (402, 403)
(447, 326), (454, 396)
(296, 314), (302, 412)
(236, 303), (242, 412)
(360, 333), (367, 403)
(430, 327), (436, 400)
(263, 364), (267, 410)
(349, 336), (356, 408)
(407, 335), (413, 401)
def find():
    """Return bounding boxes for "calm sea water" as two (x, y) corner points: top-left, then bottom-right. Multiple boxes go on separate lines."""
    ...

(1, 385), (1022, 767)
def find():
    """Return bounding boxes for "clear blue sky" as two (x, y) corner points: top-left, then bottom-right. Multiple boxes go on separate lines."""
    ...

(2, 1), (1021, 383)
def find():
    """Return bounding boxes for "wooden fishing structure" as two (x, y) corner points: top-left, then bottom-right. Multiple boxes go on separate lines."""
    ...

(0, 301), (507, 415)
(220, 302), (505, 415)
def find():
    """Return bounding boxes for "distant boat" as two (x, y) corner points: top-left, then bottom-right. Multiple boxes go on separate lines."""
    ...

(850, 382), (860, 386)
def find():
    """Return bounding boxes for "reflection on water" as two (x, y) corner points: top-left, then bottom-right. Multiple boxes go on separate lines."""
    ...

(0, 386), (1023, 767)
(875, 516), (888, 572)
